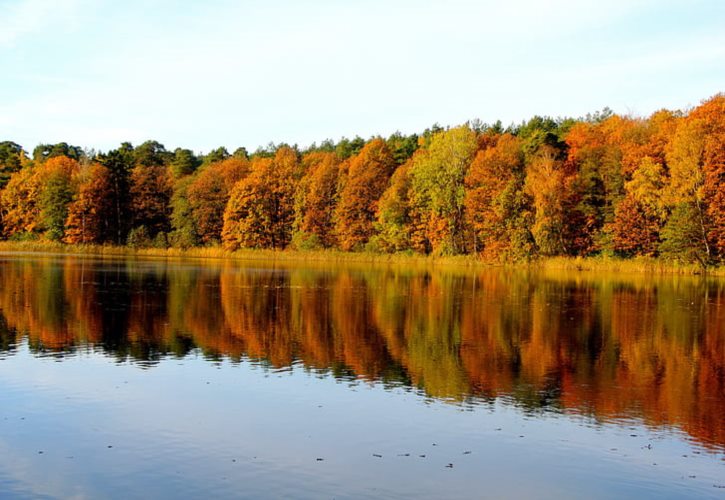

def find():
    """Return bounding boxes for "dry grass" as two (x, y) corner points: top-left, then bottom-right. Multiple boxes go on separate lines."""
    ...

(535, 255), (723, 276)
(0, 241), (721, 276)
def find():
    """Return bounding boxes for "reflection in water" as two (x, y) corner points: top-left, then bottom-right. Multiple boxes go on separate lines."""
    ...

(0, 255), (723, 451)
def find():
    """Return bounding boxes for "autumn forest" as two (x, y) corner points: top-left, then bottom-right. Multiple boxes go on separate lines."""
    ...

(0, 94), (723, 264)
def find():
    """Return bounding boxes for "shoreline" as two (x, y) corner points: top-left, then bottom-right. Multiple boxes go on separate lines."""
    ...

(0, 241), (721, 276)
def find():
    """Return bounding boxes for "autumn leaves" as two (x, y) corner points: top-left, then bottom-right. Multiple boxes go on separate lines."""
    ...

(0, 94), (722, 263)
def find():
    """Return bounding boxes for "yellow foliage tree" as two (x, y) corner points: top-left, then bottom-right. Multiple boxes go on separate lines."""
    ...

(222, 147), (299, 250)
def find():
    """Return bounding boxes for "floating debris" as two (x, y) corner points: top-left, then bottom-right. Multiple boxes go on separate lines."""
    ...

(372, 454), (382, 458)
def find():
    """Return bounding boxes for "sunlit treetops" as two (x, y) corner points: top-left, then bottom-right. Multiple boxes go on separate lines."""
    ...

(0, 93), (723, 264)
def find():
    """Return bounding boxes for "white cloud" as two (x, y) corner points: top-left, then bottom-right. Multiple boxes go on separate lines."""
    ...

(0, 0), (87, 47)
(1, 0), (723, 151)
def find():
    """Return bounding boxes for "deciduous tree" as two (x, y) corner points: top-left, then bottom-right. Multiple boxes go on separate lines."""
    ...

(187, 157), (249, 244)
(335, 139), (396, 251)
(409, 126), (478, 255)
(129, 164), (173, 239)
(1, 166), (40, 238)
(525, 147), (573, 255)
(36, 156), (80, 241)
(64, 163), (113, 244)
(295, 152), (340, 249)
(372, 160), (413, 252)
(222, 147), (299, 250)
(465, 134), (533, 260)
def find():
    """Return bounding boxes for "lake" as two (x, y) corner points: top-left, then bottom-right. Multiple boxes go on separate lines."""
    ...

(0, 253), (723, 499)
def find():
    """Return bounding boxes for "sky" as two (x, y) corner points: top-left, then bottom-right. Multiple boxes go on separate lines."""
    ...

(1, 0), (724, 154)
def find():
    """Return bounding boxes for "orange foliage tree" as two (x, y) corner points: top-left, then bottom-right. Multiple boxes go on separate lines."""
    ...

(465, 133), (533, 260)
(187, 157), (249, 244)
(1, 165), (41, 238)
(295, 152), (341, 249)
(129, 164), (173, 239)
(334, 139), (396, 251)
(0, 155), (79, 240)
(64, 163), (113, 244)
(222, 147), (299, 250)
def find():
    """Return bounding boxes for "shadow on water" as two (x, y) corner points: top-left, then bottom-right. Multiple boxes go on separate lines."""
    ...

(0, 254), (723, 451)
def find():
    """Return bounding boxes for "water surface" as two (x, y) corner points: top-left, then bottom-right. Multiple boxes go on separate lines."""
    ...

(0, 254), (723, 498)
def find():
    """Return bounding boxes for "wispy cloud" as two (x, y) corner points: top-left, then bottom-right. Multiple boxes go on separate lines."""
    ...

(1, 0), (723, 151)
(0, 0), (85, 47)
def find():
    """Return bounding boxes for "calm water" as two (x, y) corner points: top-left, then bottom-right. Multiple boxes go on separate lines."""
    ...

(0, 254), (723, 499)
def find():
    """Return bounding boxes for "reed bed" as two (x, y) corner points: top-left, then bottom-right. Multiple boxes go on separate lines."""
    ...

(0, 241), (721, 276)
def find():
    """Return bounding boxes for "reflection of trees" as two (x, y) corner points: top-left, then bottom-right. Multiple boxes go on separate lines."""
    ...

(169, 265), (239, 360)
(0, 314), (17, 354)
(0, 259), (75, 352)
(221, 267), (296, 366)
(0, 258), (722, 449)
(0, 258), (188, 362)
(290, 269), (338, 370)
(370, 270), (469, 399)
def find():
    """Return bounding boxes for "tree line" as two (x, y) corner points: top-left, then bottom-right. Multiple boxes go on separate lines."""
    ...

(0, 93), (722, 263)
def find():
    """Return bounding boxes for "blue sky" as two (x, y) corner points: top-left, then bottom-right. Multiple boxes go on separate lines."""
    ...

(1, 0), (723, 154)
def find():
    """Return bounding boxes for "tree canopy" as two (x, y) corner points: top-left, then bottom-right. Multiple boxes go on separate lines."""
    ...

(0, 93), (722, 265)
